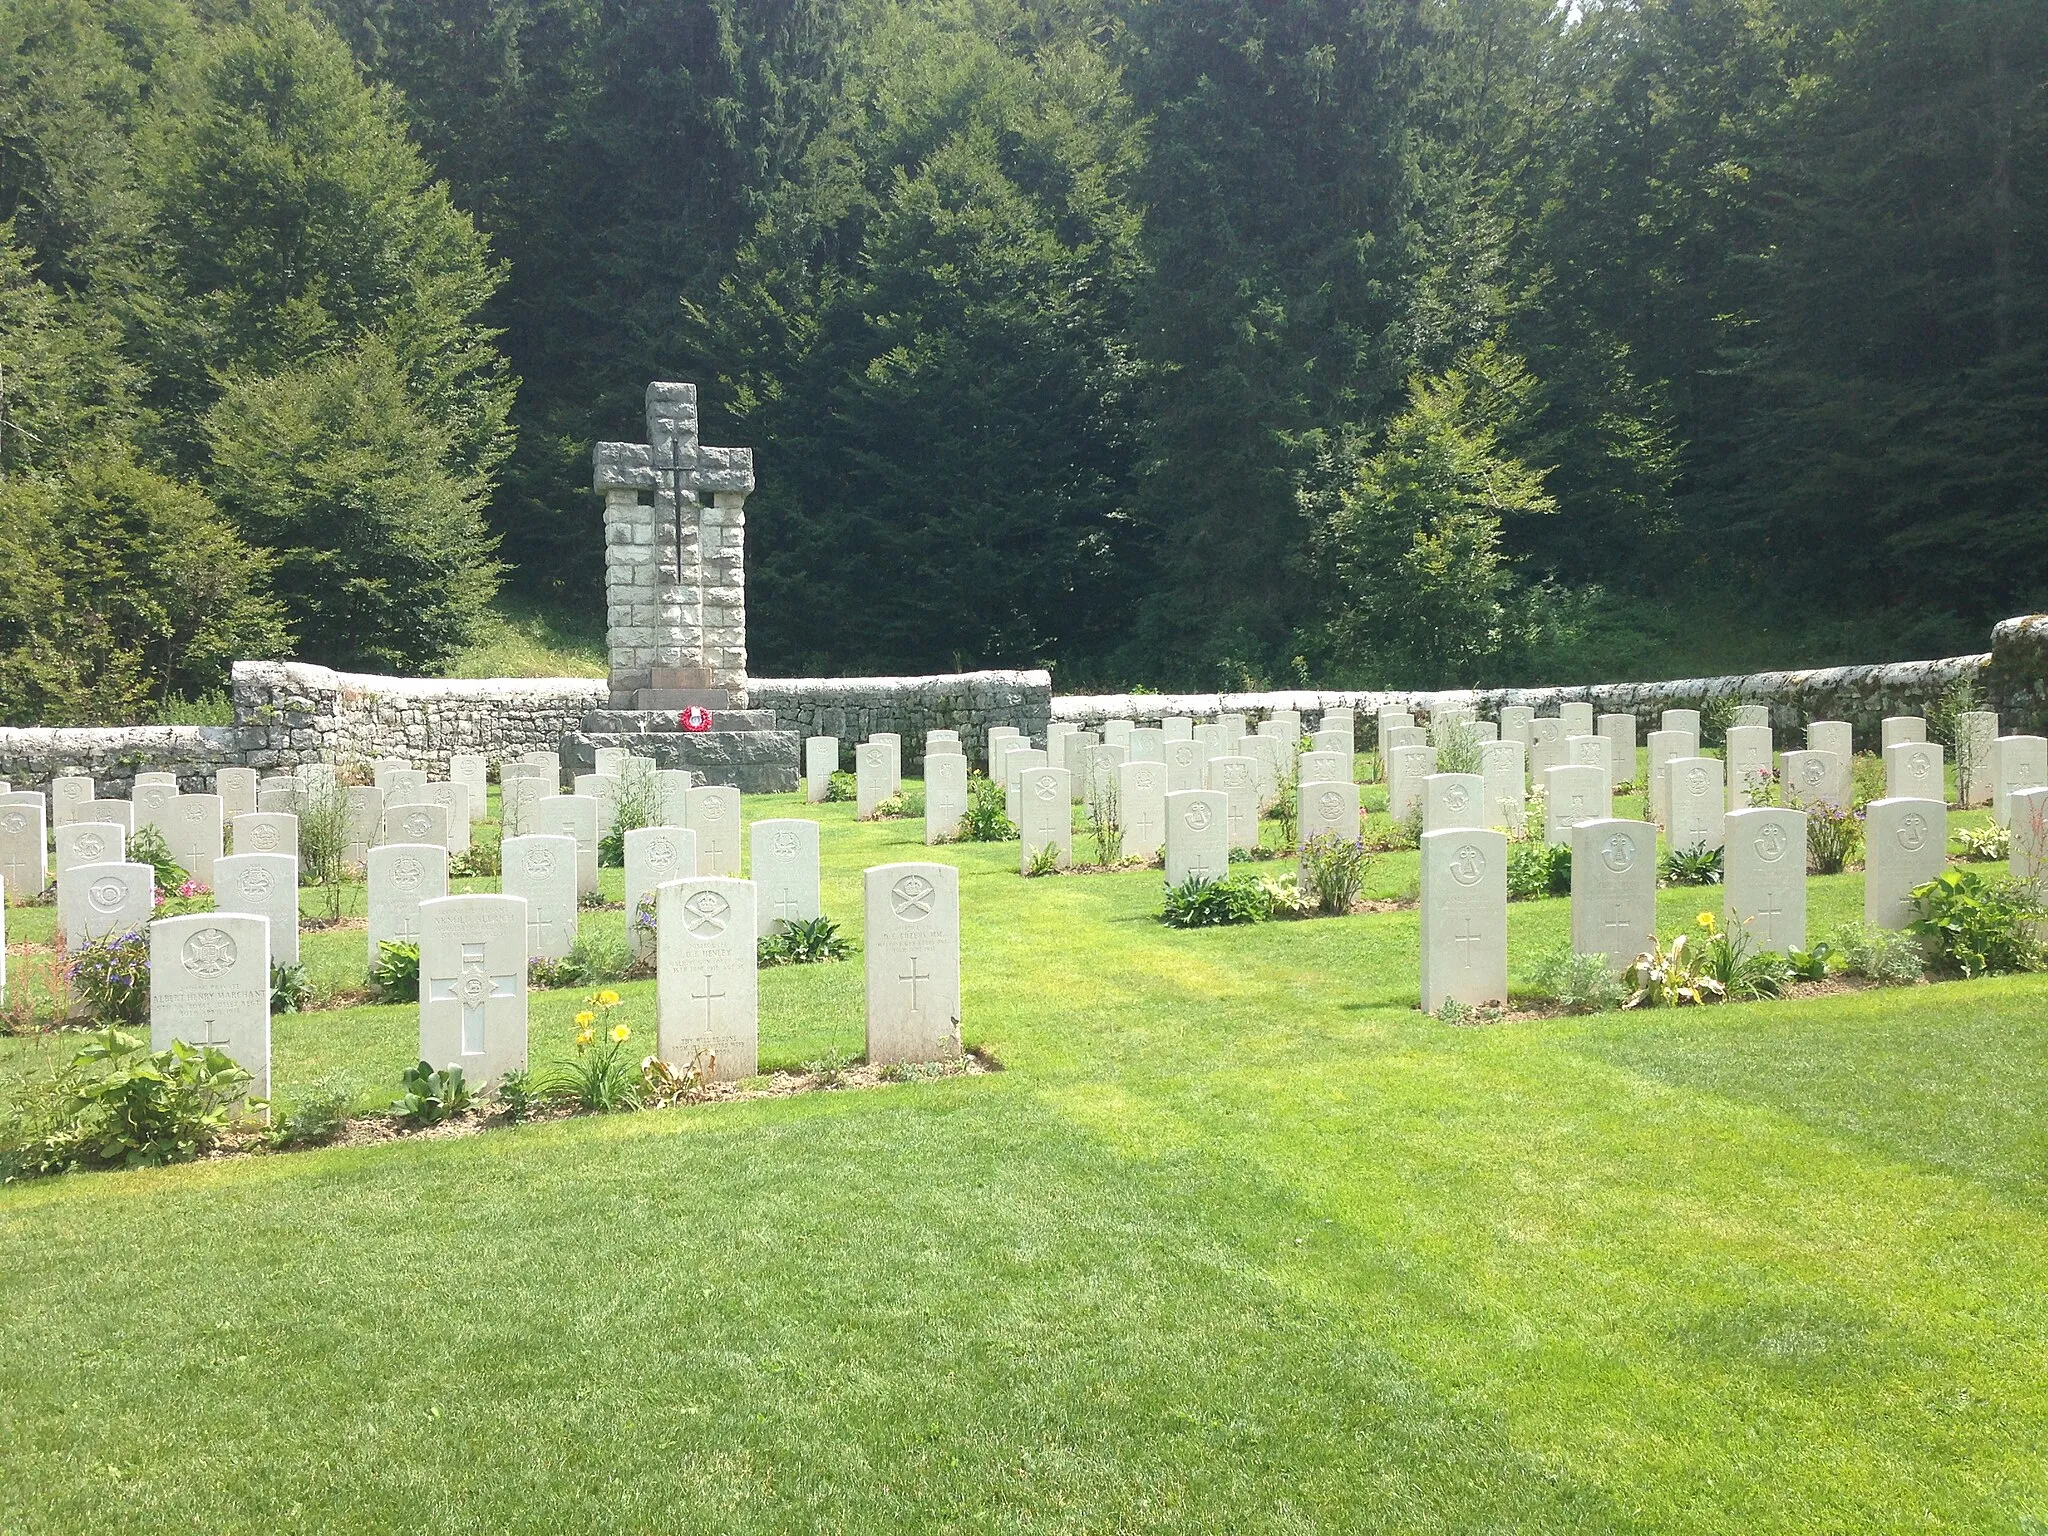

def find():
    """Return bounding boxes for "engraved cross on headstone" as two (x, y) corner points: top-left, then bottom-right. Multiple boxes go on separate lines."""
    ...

(428, 941), (520, 1055)
(900, 957), (931, 1013)
(693, 973), (726, 1030)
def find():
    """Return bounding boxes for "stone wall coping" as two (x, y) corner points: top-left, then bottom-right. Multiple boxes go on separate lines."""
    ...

(233, 660), (608, 701)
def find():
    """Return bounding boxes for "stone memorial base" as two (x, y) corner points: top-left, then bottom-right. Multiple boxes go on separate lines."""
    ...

(561, 709), (800, 794)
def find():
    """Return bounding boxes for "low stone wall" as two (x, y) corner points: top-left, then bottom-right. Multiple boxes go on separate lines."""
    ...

(1057, 616), (2048, 749)
(749, 671), (1053, 769)
(0, 726), (244, 797)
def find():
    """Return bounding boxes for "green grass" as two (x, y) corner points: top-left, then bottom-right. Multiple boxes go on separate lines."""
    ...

(4, 772), (2047, 1532)
(444, 593), (606, 679)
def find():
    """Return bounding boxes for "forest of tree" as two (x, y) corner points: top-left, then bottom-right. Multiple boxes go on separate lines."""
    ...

(1, 0), (2042, 717)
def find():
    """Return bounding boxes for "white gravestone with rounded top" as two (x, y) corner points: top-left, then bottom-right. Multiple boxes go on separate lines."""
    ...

(383, 801), (450, 854)
(368, 843), (449, 965)
(501, 833), (580, 960)
(232, 812), (298, 860)
(1668, 757), (1726, 853)
(1958, 710), (1999, 808)
(166, 794), (223, 890)
(1723, 807), (1807, 953)
(872, 733), (903, 794)
(59, 861), (152, 948)
(256, 780), (300, 815)
(1528, 718), (1566, 782)
(1206, 756), (1260, 851)
(1993, 735), (2048, 828)
(1300, 780), (1360, 846)
(378, 767), (427, 805)
(0, 794), (48, 898)
(1129, 727), (1165, 765)
(750, 818), (820, 937)
(214, 852), (300, 967)
(131, 780), (175, 841)
(1725, 724), (1773, 809)
(1779, 749), (1843, 811)
(2011, 787), (2048, 885)
(924, 754), (968, 844)
(805, 736), (838, 803)
(422, 782), (472, 854)
(1544, 764), (1610, 844)
(537, 794), (599, 897)
(151, 912), (269, 1102)
(574, 772), (621, 836)
(1597, 715), (1637, 786)
(450, 755), (490, 823)
(855, 742), (892, 819)
(1479, 739), (1526, 834)
(1881, 716), (1926, 748)
(1161, 716), (1193, 743)
(50, 775), (93, 829)
(1498, 705), (1533, 750)
(56, 821), (123, 876)
(685, 785), (742, 877)
(1162, 738), (1203, 794)
(1299, 751), (1349, 787)
(418, 894), (528, 1089)
(1661, 708), (1701, 737)
(1863, 797), (1946, 929)
(1019, 766), (1073, 872)
(657, 877), (758, 1079)
(1003, 748), (1046, 824)
(1645, 729), (1695, 828)
(1164, 790), (1229, 887)
(1559, 702), (1594, 737)
(345, 785), (384, 866)
(626, 825), (698, 959)
(79, 798), (134, 833)
(1120, 759), (1169, 862)
(1807, 719), (1852, 761)
(655, 768), (692, 829)
(1884, 740), (1945, 803)
(1423, 773), (1484, 833)
(864, 862), (961, 1065)
(134, 771), (178, 788)
(926, 729), (963, 757)
(1568, 732), (1611, 782)
(1420, 829), (1508, 1012)
(594, 747), (630, 779)
(1387, 744), (1436, 822)
(1571, 819), (1657, 970)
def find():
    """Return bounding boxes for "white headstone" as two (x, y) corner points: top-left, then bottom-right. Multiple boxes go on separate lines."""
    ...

(1129, 727), (1166, 764)
(418, 782), (471, 854)
(1102, 719), (1134, 752)
(1309, 728), (1350, 758)
(1957, 710), (1999, 808)
(1884, 740), (1945, 803)
(345, 784), (385, 865)
(1543, 764), (1610, 844)
(1321, 706), (1356, 744)
(1045, 722), (1077, 773)
(1993, 736), (2048, 828)
(1559, 702), (1594, 737)
(1731, 704), (1770, 729)
(1661, 708), (1701, 738)
(655, 876), (758, 1080)
(1479, 739), (1526, 833)
(215, 767), (258, 820)
(1527, 718), (1565, 782)
(924, 753), (968, 844)
(1723, 807), (1807, 953)
(574, 772), (622, 834)
(864, 862), (961, 1064)
(536, 795), (599, 897)
(593, 747), (631, 779)
(1164, 789), (1229, 886)
(1205, 756), (1260, 851)
(1724, 724), (1774, 809)
(1779, 749), (1843, 811)
(1419, 829), (1508, 1012)
(855, 742), (893, 819)
(1498, 705), (1534, 750)
(58, 860), (153, 948)
(166, 794), (223, 889)
(1160, 716), (1193, 743)
(418, 894), (528, 1089)
(214, 852), (300, 967)
(1120, 759), (1169, 861)
(2011, 787), (2048, 885)
(1596, 715), (1637, 787)
(150, 913), (269, 1101)
(1299, 779), (1360, 846)
(256, 780), (301, 815)
(1806, 720), (1853, 761)
(134, 771), (178, 788)
(1668, 757), (1726, 853)
(1018, 766), (1073, 872)
(871, 732), (903, 793)
(1003, 748), (1047, 824)
(1162, 738), (1203, 794)
(502, 833), (579, 961)
(805, 736), (838, 803)
(519, 750), (561, 784)
(750, 818), (821, 938)
(1193, 723), (1229, 764)
(232, 811), (298, 860)
(1423, 773), (1485, 833)
(686, 784), (742, 877)
(367, 843), (450, 965)
(985, 725), (1022, 771)
(1385, 724), (1429, 753)
(49, 775), (93, 829)
(1241, 734), (1283, 809)
(1567, 732), (1611, 783)
(1570, 819), (1658, 969)
(55, 821), (123, 875)
(1881, 716), (1927, 748)
(1217, 713), (1247, 743)
(380, 767), (428, 805)
(449, 756), (490, 823)
(384, 800), (451, 853)
(0, 794), (47, 898)
(626, 825), (699, 959)
(371, 757), (412, 783)
(655, 768), (692, 830)
(131, 780), (176, 839)
(1645, 729), (1696, 829)
(1863, 797), (1946, 930)
(78, 799), (134, 833)
(1386, 744), (1437, 822)
(1299, 751), (1349, 787)
(1376, 708), (1413, 748)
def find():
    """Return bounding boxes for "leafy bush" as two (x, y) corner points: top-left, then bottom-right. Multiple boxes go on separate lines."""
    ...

(1806, 801), (1863, 874)
(1623, 931), (1726, 1007)
(1507, 840), (1571, 900)
(393, 1061), (471, 1127)
(1430, 717), (1484, 776)
(1661, 843), (1724, 886)
(450, 828), (502, 879)
(126, 824), (187, 898)
(1161, 873), (1274, 928)
(1910, 870), (2046, 978)
(1297, 834), (1375, 915)
(1832, 921), (1924, 986)
(1956, 823), (2010, 861)
(597, 827), (626, 867)
(759, 915), (853, 966)
(1024, 842), (1063, 877)
(1528, 943), (1627, 1013)
(543, 992), (641, 1111)
(65, 931), (150, 1026)
(530, 928), (635, 988)
(825, 771), (858, 803)
(1386, 803), (1423, 850)
(871, 791), (914, 820)
(1089, 773), (1126, 865)
(1435, 997), (1505, 1026)
(1698, 697), (1738, 749)
(1784, 943), (1833, 983)
(267, 1087), (349, 1149)
(958, 774), (1014, 841)
(1697, 913), (1789, 1001)
(270, 961), (313, 1014)
(297, 775), (355, 919)
(1740, 765), (1781, 808)
(1849, 753), (1886, 810)
(493, 1069), (539, 1123)
(2, 1029), (255, 1176)
(372, 940), (421, 1001)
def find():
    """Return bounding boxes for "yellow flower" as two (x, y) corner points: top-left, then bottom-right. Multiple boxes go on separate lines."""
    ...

(596, 990), (621, 1007)
(574, 1010), (597, 1028)
(575, 1028), (595, 1048)
(610, 1023), (631, 1043)
(1695, 912), (1716, 931)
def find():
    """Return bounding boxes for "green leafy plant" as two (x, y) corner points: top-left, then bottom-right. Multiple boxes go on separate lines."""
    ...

(1909, 870), (2046, 978)
(871, 791), (914, 820)
(543, 991), (641, 1111)
(1956, 822), (2010, 861)
(3, 1029), (255, 1176)
(825, 771), (858, 803)
(1161, 872), (1274, 928)
(958, 774), (1015, 842)
(266, 1086), (349, 1149)
(1785, 943), (1833, 983)
(1697, 912), (1789, 1001)
(597, 827), (626, 867)
(450, 828), (502, 879)
(1623, 931), (1726, 1008)
(1831, 920), (1925, 986)
(1661, 843), (1724, 886)
(1698, 697), (1738, 749)
(1088, 772), (1126, 865)
(1296, 833), (1375, 915)
(64, 930), (150, 1027)
(126, 824), (187, 897)
(1924, 676), (1984, 755)
(1805, 801), (1863, 874)
(296, 775), (354, 919)
(372, 940), (421, 1001)
(1386, 802), (1423, 850)
(1740, 765), (1782, 808)
(1849, 753), (1886, 810)
(1435, 997), (1505, 1026)
(1528, 943), (1627, 1013)
(270, 961), (313, 1014)
(1024, 842), (1064, 877)
(393, 1060), (472, 1127)
(493, 1068), (540, 1123)
(1429, 717), (1484, 776)
(1507, 840), (1572, 900)
(759, 915), (853, 966)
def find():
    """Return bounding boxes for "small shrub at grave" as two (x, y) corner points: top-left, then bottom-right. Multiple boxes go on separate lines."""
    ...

(1850, 754), (1886, 810)
(66, 931), (151, 1027)
(1528, 942), (1627, 1014)
(0, 1029), (253, 1178)
(1832, 920), (1925, 986)
(1785, 943), (1833, 983)
(1435, 998), (1506, 1027)
(372, 940), (421, 1001)
(128, 825), (187, 898)
(270, 961), (313, 1014)
(758, 915), (853, 967)
(1430, 719), (1484, 776)
(540, 992), (640, 1113)
(492, 1069), (540, 1123)
(1742, 766), (1782, 808)
(1623, 928), (1727, 1008)
(1161, 872), (1275, 928)
(1697, 912), (1790, 1001)
(1296, 834), (1375, 916)
(1924, 676), (1984, 754)
(1661, 843), (1724, 886)
(393, 1061), (472, 1127)
(871, 791), (917, 821)
(1956, 823), (2010, 861)
(451, 828), (502, 879)
(1025, 843), (1063, 878)
(1698, 698), (1739, 749)
(1507, 841), (1572, 900)
(1909, 870), (2047, 978)
(825, 771), (858, 804)
(266, 1086), (350, 1149)
(958, 775), (1015, 842)
(1805, 802), (1863, 875)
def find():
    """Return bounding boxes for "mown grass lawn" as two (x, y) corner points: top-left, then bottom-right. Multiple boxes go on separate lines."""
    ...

(3, 767), (2046, 1533)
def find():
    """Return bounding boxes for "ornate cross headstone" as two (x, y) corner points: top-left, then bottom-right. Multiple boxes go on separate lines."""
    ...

(593, 382), (756, 709)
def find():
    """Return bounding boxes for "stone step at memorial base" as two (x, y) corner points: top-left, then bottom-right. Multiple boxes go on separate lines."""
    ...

(561, 723), (800, 795)
(581, 708), (781, 735)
